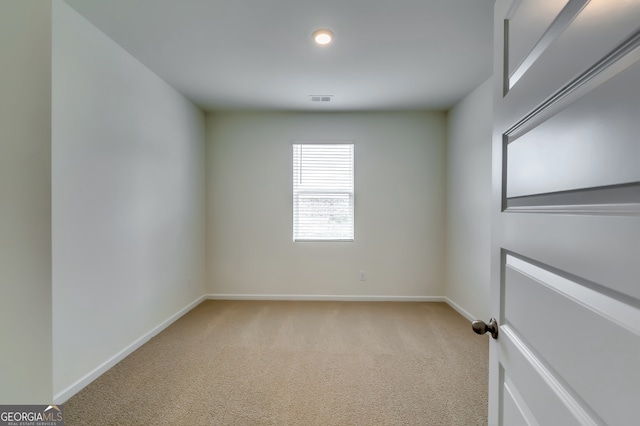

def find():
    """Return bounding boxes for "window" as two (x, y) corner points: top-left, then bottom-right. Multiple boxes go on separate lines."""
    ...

(293, 143), (354, 241)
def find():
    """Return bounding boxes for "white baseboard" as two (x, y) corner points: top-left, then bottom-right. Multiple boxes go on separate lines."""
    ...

(206, 294), (446, 302)
(443, 297), (476, 321)
(53, 295), (207, 404)
(206, 295), (474, 321)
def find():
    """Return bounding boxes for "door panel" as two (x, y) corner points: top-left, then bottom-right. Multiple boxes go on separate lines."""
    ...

(502, 374), (538, 425)
(507, 58), (640, 198)
(503, 0), (640, 124)
(498, 329), (595, 425)
(506, 0), (585, 90)
(506, 0), (570, 78)
(490, 1), (640, 425)
(504, 255), (640, 424)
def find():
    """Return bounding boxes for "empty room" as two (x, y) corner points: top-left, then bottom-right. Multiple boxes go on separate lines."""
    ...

(1, 0), (638, 425)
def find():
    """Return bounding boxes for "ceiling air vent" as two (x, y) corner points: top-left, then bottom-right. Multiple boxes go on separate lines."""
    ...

(310, 95), (332, 102)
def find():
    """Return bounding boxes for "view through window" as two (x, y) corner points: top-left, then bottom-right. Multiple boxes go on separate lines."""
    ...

(292, 143), (354, 241)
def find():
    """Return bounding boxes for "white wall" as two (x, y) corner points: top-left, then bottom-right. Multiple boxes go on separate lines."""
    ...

(206, 111), (447, 298)
(52, 1), (206, 401)
(0, 0), (53, 404)
(445, 78), (492, 320)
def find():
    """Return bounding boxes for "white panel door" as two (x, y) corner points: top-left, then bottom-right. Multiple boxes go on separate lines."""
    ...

(484, 1), (640, 425)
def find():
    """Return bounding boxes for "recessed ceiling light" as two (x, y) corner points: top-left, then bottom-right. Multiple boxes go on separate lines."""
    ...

(312, 29), (334, 46)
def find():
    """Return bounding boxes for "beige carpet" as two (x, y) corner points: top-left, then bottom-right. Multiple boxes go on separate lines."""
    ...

(65, 301), (488, 425)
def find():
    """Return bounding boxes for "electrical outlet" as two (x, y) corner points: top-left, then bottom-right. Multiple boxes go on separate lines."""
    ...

(359, 271), (366, 281)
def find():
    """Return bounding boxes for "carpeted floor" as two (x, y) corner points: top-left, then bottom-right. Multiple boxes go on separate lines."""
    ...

(64, 301), (488, 425)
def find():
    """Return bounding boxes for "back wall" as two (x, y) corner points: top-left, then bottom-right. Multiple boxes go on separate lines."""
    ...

(206, 111), (446, 298)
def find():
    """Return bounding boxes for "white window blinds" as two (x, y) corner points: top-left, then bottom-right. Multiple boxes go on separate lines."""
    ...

(293, 143), (354, 241)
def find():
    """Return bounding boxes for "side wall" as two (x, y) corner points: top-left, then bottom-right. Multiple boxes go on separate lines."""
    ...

(0, 0), (53, 404)
(52, 1), (206, 401)
(445, 78), (493, 320)
(206, 111), (447, 299)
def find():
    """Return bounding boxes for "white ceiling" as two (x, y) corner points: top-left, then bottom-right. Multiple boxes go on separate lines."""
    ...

(64, 0), (494, 112)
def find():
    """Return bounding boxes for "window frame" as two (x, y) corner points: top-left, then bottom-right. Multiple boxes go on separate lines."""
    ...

(292, 141), (355, 242)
